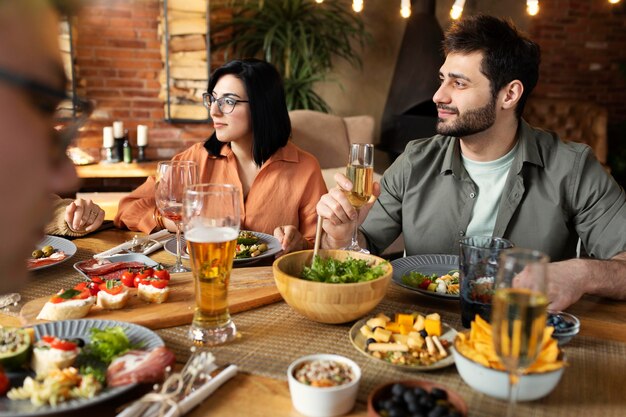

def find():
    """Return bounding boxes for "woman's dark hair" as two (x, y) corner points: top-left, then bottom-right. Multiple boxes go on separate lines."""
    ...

(442, 14), (541, 119)
(204, 58), (291, 167)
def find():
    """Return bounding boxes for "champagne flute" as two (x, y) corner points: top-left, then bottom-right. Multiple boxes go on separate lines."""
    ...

(343, 143), (374, 253)
(183, 183), (240, 345)
(155, 160), (198, 273)
(491, 248), (550, 417)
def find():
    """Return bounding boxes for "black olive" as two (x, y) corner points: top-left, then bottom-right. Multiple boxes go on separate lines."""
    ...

(431, 387), (448, 401)
(427, 405), (447, 417)
(69, 338), (85, 347)
(391, 383), (407, 397)
(419, 329), (428, 338)
(413, 387), (428, 398)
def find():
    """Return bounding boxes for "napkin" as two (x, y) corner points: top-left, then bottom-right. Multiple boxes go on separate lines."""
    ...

(93, 230), (171, 259)
(115, 361), (238, 417)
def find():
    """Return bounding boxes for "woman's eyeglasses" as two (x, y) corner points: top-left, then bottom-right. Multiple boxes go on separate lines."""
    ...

(202, 92), (248, 114)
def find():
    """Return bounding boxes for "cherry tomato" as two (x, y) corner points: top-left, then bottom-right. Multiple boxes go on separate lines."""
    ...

(86, 281), (100, 296)
(50, 338), (78, 351)
(42, 336), (56, 344)
(134, 275), (142, 288)
(74, 282), (88, 291)
(140, 278), (168, 289)
(136, 267), (154, 280)
(121, 270), (136, 287)
(0, 368), (9, 396)
(149, 279), (169, 289)
(99, 282), (124, 295)
(91, 276), (104, 284)
(419, 279), (431, 290)
(153, 267), (170, 281)
(76, 288), (92, 299)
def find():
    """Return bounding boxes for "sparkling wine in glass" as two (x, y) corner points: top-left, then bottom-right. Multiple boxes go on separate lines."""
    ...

(155, 160), (198, 273)
(343, 143), (374, 253)
(491, 248), (549, 417)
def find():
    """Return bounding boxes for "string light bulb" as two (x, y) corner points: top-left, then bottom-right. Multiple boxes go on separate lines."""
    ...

(450, 0), (465, 20)
(352, 0), (363, 13)
(315, 0), (324, 3)
(527, 0), (539, 15)
(608, 0), (620, 4)
(400, 0), (411, 18)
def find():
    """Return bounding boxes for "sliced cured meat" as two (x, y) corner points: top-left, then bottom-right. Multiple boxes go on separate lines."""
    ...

(106, 346), (176, 387)
(27, 251), (67, 269)
(75, 259), (147, 278)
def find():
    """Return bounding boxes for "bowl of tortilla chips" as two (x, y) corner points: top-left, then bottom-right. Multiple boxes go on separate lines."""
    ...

(452, 315), (566, 401)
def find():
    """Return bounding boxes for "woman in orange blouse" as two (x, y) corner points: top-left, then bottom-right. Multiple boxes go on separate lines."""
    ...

(115, 59), (327, 253)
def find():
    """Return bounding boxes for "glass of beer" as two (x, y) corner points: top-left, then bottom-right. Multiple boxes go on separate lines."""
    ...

(343, 143), (374, 253)
(183, 183), (240, 346)
(491, 248), (549, 417)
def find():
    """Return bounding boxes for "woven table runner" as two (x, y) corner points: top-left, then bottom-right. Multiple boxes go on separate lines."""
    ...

(7, 240), (626, 417)
(157, 288), (626, 417)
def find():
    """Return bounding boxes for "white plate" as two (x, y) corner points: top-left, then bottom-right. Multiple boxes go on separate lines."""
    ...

(73, 253), (159, 280)
(0, 319), (163, 416)
(391, 254), (459, 300)
(349, 314), (457, 371)
(164, 231), (282, 264)
(28, 236), (77, 272)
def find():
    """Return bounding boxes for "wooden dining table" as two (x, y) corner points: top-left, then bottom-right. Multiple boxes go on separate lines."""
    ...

(2, 228), (626, 417)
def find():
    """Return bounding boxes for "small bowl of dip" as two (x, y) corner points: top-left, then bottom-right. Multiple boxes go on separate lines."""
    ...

(287, 354), (362, 417)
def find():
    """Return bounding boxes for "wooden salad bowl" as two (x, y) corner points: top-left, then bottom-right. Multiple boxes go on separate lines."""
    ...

(272, 249), (392, 324)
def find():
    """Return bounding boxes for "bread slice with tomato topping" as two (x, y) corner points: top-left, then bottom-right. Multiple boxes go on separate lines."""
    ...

(96, 280), (130, 310)
(137, 278), (170, 304)
(36, 288), (95, 321)
(31, 335), (80, 377)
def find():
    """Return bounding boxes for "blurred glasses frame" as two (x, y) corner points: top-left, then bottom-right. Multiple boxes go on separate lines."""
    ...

(0, 66), (94, 167)
(202, 92), (248, 114)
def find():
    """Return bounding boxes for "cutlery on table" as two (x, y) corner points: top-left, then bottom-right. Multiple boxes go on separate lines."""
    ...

(93, 229), (171, 259)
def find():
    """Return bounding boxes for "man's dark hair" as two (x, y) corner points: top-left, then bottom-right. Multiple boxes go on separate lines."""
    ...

(443, 14), (541, 119)
(204, 58), (291, 167)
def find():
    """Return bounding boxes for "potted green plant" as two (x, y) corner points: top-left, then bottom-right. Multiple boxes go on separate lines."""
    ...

(213, 0), (369, 112)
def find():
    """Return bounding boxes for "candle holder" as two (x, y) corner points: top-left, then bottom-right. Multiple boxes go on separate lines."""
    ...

(101, 146), (119, 163)
(137, 145), (148, 162)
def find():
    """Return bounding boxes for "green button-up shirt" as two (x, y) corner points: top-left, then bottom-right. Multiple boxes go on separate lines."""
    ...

(362, 120), (626, 261)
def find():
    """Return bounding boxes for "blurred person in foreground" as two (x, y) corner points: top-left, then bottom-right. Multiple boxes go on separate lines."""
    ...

(316, 15), (626, 311)
(0, 0), (86, 293)
(115, 58), (327, 253)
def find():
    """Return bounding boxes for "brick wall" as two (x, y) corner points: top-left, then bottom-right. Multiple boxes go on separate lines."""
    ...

(528, 0), (626, 124)
(72, 0), (626, 164)
(74, 0), (227, 161)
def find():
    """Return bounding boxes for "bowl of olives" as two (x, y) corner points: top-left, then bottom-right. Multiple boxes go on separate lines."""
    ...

(367, 380), (467, 417)
(547, 312), (580, 346)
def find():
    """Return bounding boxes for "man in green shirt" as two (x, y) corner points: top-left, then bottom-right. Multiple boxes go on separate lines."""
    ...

(317, 15), (626, 312)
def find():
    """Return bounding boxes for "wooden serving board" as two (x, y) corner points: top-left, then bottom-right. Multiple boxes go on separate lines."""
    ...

(20, 266), (282, 330)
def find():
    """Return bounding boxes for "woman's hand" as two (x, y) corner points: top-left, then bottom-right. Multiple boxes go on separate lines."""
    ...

(65, 198), (105, 232)
(274, 225), (307, 254)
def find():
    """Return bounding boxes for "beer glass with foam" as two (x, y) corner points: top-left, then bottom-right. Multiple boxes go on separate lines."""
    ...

(183, 183), (240, 345)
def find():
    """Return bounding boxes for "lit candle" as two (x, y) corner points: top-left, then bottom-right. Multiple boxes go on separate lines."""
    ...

(137, 125), (148, 147)
(103, 126), (114, 148)
(113, 121), (124, 139)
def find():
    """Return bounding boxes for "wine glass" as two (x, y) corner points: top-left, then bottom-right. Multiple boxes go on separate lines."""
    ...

(183, 183), (240, 345)
(491, 248), (550, 417)
(343, 143), (374, 253)
(155, 160), (198, 273)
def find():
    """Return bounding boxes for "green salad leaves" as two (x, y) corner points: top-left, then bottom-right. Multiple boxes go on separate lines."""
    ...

(83, 326), (137, 364)
(301, 256), (388, 283)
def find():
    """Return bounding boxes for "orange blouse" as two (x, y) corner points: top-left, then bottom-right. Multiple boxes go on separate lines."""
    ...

(114, 142), (327, 243)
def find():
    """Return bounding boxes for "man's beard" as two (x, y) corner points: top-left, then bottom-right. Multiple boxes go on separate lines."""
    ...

(436, 96), (497, 137)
